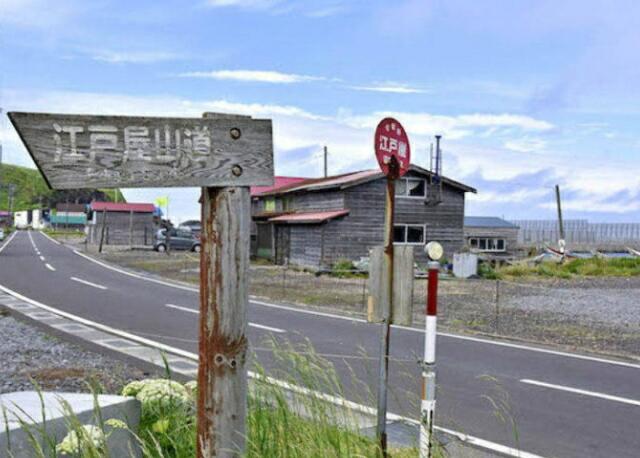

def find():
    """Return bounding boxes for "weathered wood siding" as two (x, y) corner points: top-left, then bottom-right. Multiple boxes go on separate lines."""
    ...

(88, 211), (156, 246)
(320, 174), (465, 266)
(252, 171), (468, 267)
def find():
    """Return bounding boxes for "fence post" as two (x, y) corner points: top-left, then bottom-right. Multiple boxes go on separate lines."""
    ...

(495, 279), (500, 334)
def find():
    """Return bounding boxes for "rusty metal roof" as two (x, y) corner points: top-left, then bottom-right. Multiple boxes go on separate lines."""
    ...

(268, 209), (349, 224)
(90, 202), (155, 213)
(251, 176), (308, 196)
(256, 164), (476, 196)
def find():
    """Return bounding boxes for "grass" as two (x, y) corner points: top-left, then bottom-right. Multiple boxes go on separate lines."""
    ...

(43, 228), (86, 239)
(498, 257), (640, 279)
(6, 341), (436, 457)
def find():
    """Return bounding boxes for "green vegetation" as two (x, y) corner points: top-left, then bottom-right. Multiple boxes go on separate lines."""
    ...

(0, 163), (125, 211)
(499, 257), (640, 279)
(43, 228), (86, 239)
(9, 342), (431, 457)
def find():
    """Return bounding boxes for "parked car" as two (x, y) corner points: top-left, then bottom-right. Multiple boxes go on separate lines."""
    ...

(154, 227), (201, 252)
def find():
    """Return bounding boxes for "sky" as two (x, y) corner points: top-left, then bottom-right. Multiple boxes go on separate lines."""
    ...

(1, 0), (639, 223)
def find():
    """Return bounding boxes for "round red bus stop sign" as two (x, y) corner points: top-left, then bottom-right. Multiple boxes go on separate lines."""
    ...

(374, 117), (411, 178)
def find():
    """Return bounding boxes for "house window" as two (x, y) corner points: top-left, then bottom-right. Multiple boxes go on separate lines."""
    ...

(393, 224), (425, 244)
(395, 178), (426, 198)
(469, 237), (506, 252)
(264, 198), (275, 212)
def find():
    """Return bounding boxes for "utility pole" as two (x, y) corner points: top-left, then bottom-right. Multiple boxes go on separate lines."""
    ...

(323, 145), (328, 178)
(555, 185), (565, 255)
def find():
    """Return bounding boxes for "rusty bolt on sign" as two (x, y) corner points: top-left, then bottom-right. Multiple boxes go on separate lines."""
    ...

(232, 165), (243, 177)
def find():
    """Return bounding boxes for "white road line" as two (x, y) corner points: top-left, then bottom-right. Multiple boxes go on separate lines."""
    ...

(70, 277), (108, 290)
(0, 282), (544, 458)
(73, 250), (198, 292)
(39, 255), (46, 261)
(248, 323), (286, 333)
(165, 303), (285, 333)
(252, 298), (640, 370)
(45, 263), (56, 272)
(520, 379), (640, 407)
(70, 247), (640, 370)
(166, 303), (198, 313)
(0, 231), (18, 254)
(39, 230), (61, 245)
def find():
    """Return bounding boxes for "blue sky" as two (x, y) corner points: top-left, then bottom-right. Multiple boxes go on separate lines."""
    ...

(1, 0), (639, 223)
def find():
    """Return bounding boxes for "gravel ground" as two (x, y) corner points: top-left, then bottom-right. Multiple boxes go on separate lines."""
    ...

(0, 311), (154, 395)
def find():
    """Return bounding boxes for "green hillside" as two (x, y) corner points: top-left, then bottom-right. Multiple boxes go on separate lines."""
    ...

(0, 163), (125, 211)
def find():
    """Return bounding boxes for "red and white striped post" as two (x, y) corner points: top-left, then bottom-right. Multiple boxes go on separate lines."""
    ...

(420, 242), (442, 458)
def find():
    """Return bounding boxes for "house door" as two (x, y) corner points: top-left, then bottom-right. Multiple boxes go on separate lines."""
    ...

(275, 225), (290, 265)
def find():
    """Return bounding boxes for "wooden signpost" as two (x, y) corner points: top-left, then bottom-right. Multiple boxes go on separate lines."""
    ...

(9, 110), (274, 457)
(373, 117), (411, 457)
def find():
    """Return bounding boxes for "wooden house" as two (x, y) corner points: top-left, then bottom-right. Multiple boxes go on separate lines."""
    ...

(87, 202), (157, 246)
(251, 165), (476, 268)
(464, 216), (519, 254)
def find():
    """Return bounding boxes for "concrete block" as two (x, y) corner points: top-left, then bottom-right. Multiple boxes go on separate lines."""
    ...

(0, 391), (141, 457)
(453, 253), (478, 279)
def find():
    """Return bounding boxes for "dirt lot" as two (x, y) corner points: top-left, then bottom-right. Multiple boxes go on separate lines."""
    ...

(96, 249), (640, 359)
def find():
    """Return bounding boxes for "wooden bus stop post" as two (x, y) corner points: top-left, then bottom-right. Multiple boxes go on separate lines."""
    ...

(196, 113), (251, 457)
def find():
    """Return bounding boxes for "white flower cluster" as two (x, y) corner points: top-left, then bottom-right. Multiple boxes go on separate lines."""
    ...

(55, 425), (105, 455)
(122, 379), (191, 412)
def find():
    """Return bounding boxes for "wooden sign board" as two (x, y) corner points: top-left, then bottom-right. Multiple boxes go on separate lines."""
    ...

(367, 245), (414, 326)
(8, 112), (274, 190)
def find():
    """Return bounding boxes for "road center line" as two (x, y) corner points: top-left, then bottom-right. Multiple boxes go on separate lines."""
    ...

(39, 255), (46, 261)
(70, 277), (108, 290)
(520, 379), (640, 407)
(45, 263), (56, 272)
(165, 303), (285, 333)
(66, 237), (640, 370)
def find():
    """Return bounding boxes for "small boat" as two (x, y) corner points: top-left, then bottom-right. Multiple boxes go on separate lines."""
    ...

(627, 247), (640, 257)
(545, 246), (577, 259)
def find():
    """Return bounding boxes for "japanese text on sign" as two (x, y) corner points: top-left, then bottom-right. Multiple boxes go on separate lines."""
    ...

(52, 123), (211, 166)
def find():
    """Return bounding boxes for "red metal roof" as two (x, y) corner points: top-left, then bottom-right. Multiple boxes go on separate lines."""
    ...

(256, 164), (476, 196)
(90, 202), (155, 213)
(268, 209), (349, 224)
(251, 176), (308, 197)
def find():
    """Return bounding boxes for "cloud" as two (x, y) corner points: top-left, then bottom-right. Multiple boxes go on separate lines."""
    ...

(90, 50), (181, 64)
(204, 0), (350, 17)
(3, 88), (637, 222)
(177, 69), (325, 84)
(504, 137), (547, 153)
(350, 82), (428, 94)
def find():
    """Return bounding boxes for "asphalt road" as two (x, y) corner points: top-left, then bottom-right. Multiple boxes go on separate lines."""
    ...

(1, 230), (639, 458)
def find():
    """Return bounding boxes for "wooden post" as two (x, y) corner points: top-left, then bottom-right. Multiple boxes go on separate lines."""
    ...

(128, 209), (134, 249)
(376, 172), (396, 457)
(98, 209), (107, 253)
(197, 187), (250, 457)
(197, 112), (254, 458)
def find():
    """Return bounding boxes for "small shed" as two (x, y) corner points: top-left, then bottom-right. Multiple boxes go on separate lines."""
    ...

(50, 203), (87, 228)
(88, 202), (156, 247)
(464, 216), (519, 254)
(0, 211), (10, 227)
